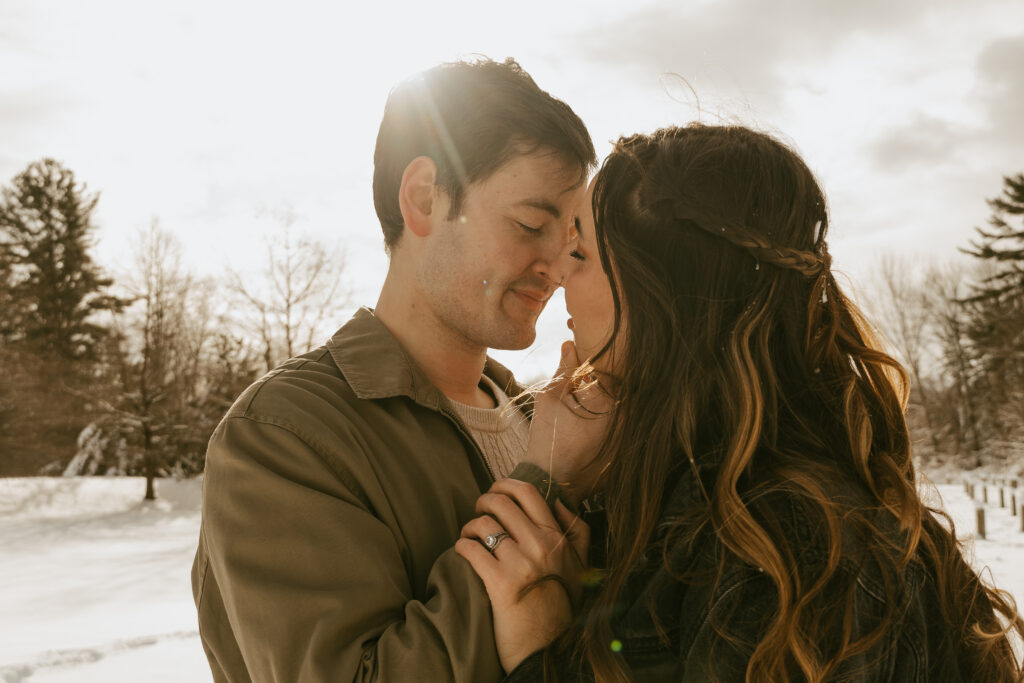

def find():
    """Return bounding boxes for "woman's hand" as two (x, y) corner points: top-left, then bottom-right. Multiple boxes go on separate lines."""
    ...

(525, 340), (618, 504)
(455, 478), (590, 673)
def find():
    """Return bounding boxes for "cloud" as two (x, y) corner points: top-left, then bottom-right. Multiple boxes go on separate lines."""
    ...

(575, 0), (960, 111)
(0, 88), (81, 183)
(0, 88), (71, 128)
(865, 33), (1024, 171)
(867, 114), (965, 171)
(0, 2), (32, 48)
(976, 34), (1024, 147)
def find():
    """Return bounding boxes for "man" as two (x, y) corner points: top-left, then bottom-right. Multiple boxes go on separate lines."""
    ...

(192, 58), (596, 682)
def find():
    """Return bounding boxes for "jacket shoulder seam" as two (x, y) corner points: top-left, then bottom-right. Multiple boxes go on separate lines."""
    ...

(234, 349), (337, 415)
(221, 413), (373, 510)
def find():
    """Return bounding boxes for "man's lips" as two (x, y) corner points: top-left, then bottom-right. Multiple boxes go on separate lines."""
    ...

(510, 289), (551, 311)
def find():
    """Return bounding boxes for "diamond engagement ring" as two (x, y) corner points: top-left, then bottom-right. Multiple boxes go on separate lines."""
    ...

(483, 531), (511, 553)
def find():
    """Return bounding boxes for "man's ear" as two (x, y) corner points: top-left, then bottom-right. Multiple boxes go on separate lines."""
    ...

(399, 156), (438, 238)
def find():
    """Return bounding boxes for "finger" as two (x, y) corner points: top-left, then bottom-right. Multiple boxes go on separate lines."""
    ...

(554, 499), (590, 563)
(489, 478), (561, 530)
(553, 498), (581, 532)
(461, 514), (520, 560)
(461, 514), (505, 541)
(560, 340), (591, 394)
(563, 375), (618, 417)
(558, 340), (580, 377)
(475, 492), (571, 564)
(475, 492), (533, 539)
(478, 490), (578, 568)
(540, 341), (582, 396)
(454, 537), (503, 594)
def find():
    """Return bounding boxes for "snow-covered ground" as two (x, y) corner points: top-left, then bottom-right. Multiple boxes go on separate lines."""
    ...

(0, 475), (1022, 681)
(0, 478), (210, 682)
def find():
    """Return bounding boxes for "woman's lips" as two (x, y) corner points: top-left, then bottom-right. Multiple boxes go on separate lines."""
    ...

(567, 318), (575, 330)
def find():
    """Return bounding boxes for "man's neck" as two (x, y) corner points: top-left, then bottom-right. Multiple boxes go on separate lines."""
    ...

(374, 275), (494, 409)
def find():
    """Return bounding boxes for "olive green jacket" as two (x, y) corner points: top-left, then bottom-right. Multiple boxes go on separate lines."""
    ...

(191, 307), (529, 683)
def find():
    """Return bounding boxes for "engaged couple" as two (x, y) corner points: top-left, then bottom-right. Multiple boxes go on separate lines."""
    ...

(191, 58), (1024, 682)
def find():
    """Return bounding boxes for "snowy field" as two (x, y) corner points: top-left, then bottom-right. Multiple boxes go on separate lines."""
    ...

(0, 478), (210, 682)
(1, 476), (1022, 682)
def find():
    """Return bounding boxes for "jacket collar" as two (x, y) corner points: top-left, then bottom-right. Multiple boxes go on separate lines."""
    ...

(326, 307), (531, 414)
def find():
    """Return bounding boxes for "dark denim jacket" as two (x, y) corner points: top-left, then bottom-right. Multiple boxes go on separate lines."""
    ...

(507, 466), (990, 683)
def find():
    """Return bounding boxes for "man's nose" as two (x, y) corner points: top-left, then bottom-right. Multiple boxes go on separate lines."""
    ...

(536, 227), (577, 287)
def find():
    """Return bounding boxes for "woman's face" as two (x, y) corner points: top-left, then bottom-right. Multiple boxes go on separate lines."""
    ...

(562, 178), (619, 371)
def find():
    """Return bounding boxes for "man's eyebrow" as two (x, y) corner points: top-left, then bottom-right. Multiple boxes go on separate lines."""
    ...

(514, 198), (561, 219)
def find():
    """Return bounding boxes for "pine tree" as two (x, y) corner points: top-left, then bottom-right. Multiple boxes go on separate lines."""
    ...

(961, 173), (1024, 463)
(964, 173), (1024, 301)
(0, 158), (122, 361)
(0, 235), (22, 344)
(0, 160), (127, 474)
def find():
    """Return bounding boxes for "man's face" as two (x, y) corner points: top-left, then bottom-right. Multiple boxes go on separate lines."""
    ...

(417, 151), (586, 351)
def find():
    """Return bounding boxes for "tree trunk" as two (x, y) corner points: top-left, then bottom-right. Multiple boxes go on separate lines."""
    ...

(143, 422), (156, 501)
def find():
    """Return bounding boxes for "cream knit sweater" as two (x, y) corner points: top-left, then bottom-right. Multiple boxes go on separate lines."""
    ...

(448, 374), (531, 480)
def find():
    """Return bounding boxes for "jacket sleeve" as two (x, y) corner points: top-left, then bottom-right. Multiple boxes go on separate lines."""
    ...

(503, 651), (557, 682)
(196, 415), (503, 683)
(507, 462), (567, 507)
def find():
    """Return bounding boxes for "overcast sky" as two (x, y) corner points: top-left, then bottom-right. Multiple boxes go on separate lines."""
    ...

(3, 0), (1022, 379)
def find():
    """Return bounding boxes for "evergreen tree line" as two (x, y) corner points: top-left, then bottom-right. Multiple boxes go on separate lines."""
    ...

(0, 159), (348, 497)
(870, 173), (1024, 473)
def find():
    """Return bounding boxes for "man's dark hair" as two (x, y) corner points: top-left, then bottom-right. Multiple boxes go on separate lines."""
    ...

(372, 57), (597, 252)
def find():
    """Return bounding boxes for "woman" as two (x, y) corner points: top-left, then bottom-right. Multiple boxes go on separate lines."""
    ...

(454, 124), (1024, 682)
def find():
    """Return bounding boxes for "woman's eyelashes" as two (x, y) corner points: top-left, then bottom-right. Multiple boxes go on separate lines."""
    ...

(513, 217), (584, 261)
(569, 217), (585, 260)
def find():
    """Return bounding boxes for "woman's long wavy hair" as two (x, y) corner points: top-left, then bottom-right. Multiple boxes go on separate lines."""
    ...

(550, 125), (1023, 682)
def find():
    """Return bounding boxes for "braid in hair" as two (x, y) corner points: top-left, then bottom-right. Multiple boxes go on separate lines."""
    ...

(671, 209), (830, 277)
